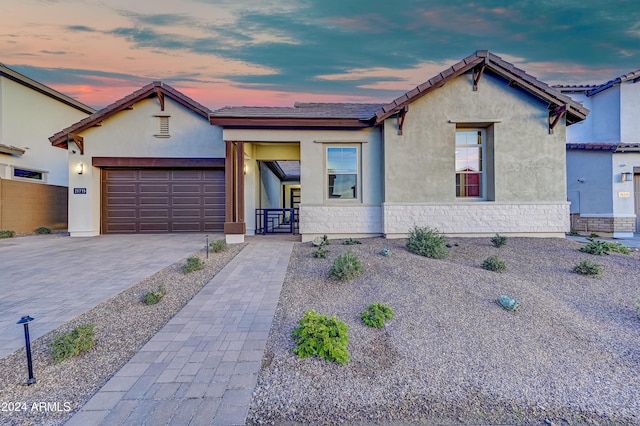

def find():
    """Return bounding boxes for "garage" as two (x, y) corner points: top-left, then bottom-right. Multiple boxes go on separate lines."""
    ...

(101, 168), (225, 234)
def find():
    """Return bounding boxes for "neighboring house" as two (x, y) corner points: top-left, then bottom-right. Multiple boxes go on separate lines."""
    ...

(0, 64), (94, 233)
(556, 71), (640, 238)
(211, 50), (588, 242)
(49, 81), (224, 237)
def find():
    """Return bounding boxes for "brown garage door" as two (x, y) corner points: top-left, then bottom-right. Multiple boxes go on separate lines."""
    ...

(102, 168), (225, 233)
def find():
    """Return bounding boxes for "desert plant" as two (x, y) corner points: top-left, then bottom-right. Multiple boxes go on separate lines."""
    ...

(406, 226), (449, 259)
(330, 251), (363, 281)
(143, 284), (167, 305)
(35, 226), (52, 234)
(482, 255), (507, 272)
(568, 229), (580, 236)
(380, 248), (391, 256)
(491, 233), (507, 248)
(589, 233), (600, 239)
(343, 238), (361, 245)
(183, 256), (204, 273)
(50, 324), (96, 364)
(312, 247), (329, 258)
(360, 303), (395, 328)
(636, 295), (640, 319)
(0, 230), (15, 239)
(579, 239), (631, 255)
(573, 260), (603, 277)
(209, 239), (227, 253)
(291, 310), (350, 365)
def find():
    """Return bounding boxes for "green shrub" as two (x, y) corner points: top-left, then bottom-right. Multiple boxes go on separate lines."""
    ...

(568, 229), (580, 236)
(406, 226), (449, 259)
(482, 255), (507, 272)
(291, 310), (350, 365)
(360, 303), (395, 328)
(50, 324), (96, 364)
(35, 226), (52, 234)
(209, 239), (227, 253)
(0, 230), (15, 239)
(342, 238), (361, 245)
(183, 256), (204, 273)
(491, 233), (507, 248)
(636, 296), (640, 320)
(312, 247), (329, 258)
(143, 284), (167, 305)
(589, 233), (600, 239)
(579, 239), (631, 255)
(573, 260), (603, 277)
(330, 251), (363, 281)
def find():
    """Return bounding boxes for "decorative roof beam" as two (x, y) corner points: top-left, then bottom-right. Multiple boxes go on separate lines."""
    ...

(68, 134), (84, 154)
(473, 63), (486, 91)
(549, 105), (567, 135)
(397, 105), (408, 135)
(156, 89), (165, 111)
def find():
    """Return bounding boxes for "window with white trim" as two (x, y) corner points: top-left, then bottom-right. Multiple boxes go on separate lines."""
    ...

(327, 146), (358, 200)
(455, 129), (485, 198)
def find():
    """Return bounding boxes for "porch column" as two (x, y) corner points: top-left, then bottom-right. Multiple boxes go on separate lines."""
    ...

(224, 141), (246, 243)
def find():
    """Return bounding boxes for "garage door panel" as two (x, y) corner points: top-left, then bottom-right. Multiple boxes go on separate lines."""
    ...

(102, 168), (225, 234)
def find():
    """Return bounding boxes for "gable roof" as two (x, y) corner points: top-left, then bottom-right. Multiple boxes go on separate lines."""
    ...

(210, 102), (382, 128)
(375, 50), (589, 125)
(50, 81), (213, 148)
(555, 68), (640, 97)
(0, 63), (95, 114)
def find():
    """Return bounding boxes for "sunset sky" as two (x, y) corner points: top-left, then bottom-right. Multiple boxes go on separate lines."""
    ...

(1, 0), (639, 109)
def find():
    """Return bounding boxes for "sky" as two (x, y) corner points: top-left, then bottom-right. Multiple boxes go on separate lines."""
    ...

(1, 0), (639, 110)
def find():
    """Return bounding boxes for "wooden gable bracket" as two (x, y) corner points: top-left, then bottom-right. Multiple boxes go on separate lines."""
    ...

(68, 134), (84, 155)
(473, 63), (487, 91)
(549, 105), (567, 135)
(397, 105), (408, 135)
(156, 89), (165, 111)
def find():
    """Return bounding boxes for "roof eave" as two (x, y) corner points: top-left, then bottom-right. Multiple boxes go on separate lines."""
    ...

(209, 116), (374, 129)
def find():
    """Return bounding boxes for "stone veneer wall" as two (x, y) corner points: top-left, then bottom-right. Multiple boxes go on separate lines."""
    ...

(299, 205), (383, 241)
(383, 202), (570, 237)
(570, 214), (635, 234)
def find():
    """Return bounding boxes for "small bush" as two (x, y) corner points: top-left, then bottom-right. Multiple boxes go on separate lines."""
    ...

(312, 247), (329, 258)
(406, 226), (449, 259)
(589, 233), (600, 239)
(568, 229), (580, 236)
(343, 238), (361, 245)
(360, 303), (395, 328)
(50, 324), (96, 364)
(209, 239), (227, 253)
(482, 255), (507, 272)
(380, 248), (391, 256)
(291, 310), (350, 365)
(573, 260), (603, 277)
(35, 226), (52, 234)
(491, 234), (507, 248)
(143, 284), (167, 305)
(579, 239), (631, 255)
(636, 296), (640, 320)
(0, 230), (15, 239)
(183, 256), (204, 273)
(330, 251), (363, 281)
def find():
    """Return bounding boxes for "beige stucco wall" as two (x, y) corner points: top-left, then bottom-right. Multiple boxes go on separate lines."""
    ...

(222, 127), (384, 237)
(383, 72), (567, 203)
(67, 96), (223, 236)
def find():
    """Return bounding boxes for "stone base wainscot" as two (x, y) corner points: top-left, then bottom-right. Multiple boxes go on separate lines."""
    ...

(299, 205), (383, 242)
(570, 214), (636, 238)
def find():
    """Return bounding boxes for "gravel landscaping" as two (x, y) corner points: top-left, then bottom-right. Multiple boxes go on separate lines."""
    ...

(247, 236), (640, 425)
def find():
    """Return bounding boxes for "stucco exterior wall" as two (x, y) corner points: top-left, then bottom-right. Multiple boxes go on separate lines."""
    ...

(67, 97), (223, 236)
(591, 86), (620, 142)
(566, 150), (613, 215)
(620, 81), (640, 142)
(0, 76), (90, 187)
(383, 72), (568, 204)
(563, 92), (593, 143)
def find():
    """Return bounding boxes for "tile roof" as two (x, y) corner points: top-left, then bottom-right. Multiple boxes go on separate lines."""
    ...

(0, 63), (95, 114)
(50, 81), (212, 147)
(555, 69), (640, 97)
(566, 143), (640, 152)
(376, 50), (589, 125)
(211, 103), (383, 120)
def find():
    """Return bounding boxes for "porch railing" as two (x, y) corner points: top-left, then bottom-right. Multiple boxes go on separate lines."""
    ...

(255, 208), (299, 235)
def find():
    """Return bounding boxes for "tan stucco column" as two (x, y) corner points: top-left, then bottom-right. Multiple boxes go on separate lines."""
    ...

(224, 140), (246, 243)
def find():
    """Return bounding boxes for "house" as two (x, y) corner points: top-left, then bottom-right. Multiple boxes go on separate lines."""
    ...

(0, 64), (94, 233)
(49, 82), (224, 237)
(556, 70), (640, 238)
(51, 51), (588, 242)
(211, 50), (588, 243)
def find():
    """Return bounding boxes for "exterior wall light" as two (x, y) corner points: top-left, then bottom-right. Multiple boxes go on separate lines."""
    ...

(621, 172), (632, 182)
(243, 163), (249, 175)
(76, 163), (84, 174)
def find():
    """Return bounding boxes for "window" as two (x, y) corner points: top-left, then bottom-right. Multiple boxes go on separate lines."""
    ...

(455, 129), (485, 198)
(13, 168), (45, 181)
(154, 115), (170, 138)
(327, 146), (358, 200)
